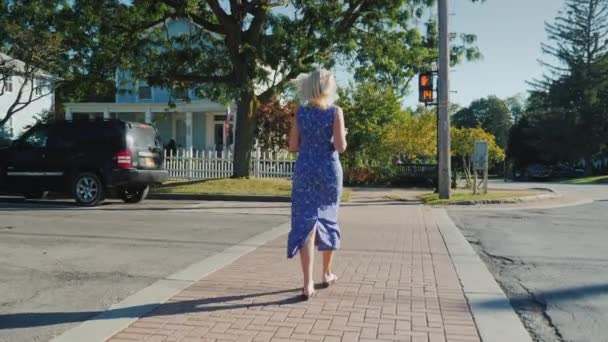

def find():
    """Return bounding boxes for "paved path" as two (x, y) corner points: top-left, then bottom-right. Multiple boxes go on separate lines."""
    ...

(103, 202), (481, 342)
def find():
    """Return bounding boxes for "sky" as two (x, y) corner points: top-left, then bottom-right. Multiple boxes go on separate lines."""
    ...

(396, 0), (567, 108)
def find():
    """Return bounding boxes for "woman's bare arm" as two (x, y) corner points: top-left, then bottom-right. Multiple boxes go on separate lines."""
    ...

(333, 106), (347, 153)
(289, 113), (300, 152)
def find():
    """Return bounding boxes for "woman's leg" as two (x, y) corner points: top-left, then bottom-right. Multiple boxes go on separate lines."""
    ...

(322, 250), (338, 285)
(322, 251), (333, 275)
(299, 226), (317, 295)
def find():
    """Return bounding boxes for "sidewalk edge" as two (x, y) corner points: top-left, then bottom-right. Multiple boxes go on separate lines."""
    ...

(50, 222), (290, 342)
(430, 208), (533, 342)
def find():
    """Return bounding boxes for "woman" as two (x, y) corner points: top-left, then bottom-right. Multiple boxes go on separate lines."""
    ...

(288, 69), (347, 300)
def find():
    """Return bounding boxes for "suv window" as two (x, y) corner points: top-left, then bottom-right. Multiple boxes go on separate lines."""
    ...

(128, 123), (161, 149)
(18, 127), (49, 148)
(48, 126), (77, 149)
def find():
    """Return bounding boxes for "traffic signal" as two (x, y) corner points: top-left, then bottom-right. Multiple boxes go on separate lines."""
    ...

(419, 72), (434, 103)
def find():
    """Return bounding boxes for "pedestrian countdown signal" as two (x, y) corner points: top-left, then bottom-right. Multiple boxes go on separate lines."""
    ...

(419, 72), (434, 104)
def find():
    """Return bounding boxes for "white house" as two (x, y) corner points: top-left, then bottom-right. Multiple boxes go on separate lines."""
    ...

(63, 19), (237, 153)
(0, 53), (56, 140)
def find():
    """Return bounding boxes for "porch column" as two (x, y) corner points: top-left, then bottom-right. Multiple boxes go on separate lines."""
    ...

(223, 107), (228, 150)
(171, 115), (177, 140)
(103, 107), (110, 119)
(145, 107), (152, 124)
(185, 111), (193, 150)
(65, 107), (72, 121)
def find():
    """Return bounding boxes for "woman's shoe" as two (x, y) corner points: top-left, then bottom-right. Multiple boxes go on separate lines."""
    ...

(322, 273), (338, 288)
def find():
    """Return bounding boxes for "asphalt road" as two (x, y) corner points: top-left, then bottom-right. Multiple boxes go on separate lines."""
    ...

(449, 183), (608, 342)
(0, 198), (290, 342)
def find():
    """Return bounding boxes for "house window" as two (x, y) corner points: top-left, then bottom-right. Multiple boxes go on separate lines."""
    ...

(173, 86), (188, 100)
(34, 78), (42, 95)
(138, 81), (152, 100)
(3, 76), (13, 93)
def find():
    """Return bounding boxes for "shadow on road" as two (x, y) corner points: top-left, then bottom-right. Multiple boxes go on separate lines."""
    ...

(0, 287), (308, 330)
(475, 283), (608, 310)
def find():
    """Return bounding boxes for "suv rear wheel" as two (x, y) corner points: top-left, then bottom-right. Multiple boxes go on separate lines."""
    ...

(119, 185), (149, 204)
(72, 172), (105, 206)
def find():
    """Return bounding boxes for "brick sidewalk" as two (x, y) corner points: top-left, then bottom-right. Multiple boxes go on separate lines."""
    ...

(107, 202), (481, 342)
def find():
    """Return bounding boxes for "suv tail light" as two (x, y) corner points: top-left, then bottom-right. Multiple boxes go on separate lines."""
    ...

(115, 149), (132, 169)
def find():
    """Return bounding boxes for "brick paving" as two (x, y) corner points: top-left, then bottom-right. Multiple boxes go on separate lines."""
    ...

(107, 202), (481, 342)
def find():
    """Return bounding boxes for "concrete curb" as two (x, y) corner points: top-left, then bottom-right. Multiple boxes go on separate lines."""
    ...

(431, 208), (533, 342)
(435, 187), (561, 206)
(51, 222), (290, 342)
(449, 197), (594, 211)
(148, 192), (291, 202)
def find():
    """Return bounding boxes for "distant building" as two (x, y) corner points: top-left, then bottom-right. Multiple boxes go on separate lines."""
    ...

(0, 53), (56, 140)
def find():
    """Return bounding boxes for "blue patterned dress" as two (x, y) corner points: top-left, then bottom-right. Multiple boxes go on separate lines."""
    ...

(288, 105), (343, 259)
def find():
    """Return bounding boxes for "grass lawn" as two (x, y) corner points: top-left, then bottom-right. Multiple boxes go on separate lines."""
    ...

(154, 178), (352, 201)
(561, 175), (608, 185)
(418, 190), (539, 205)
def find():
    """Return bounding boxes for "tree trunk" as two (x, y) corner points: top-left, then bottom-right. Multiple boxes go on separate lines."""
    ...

(232, 91), (259, 178)
(462, 156), (472, 187)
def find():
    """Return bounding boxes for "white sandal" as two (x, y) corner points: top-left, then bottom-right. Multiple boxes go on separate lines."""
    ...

(322, 273), (338, 288)
(302, 286), (316, 300)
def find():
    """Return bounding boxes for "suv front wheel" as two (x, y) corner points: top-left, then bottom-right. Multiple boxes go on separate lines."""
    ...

(72, 172), (105, 206)
(119, 185), (149, 204)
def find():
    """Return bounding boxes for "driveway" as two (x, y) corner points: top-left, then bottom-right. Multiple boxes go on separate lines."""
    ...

(449, 182), (608, 342)
(0, 198), (289, 342)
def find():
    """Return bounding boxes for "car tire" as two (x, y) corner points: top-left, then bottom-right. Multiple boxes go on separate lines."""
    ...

(72, 172), (105, 207)
(119, 185), (149, 204)
(23, 190), (47, 199)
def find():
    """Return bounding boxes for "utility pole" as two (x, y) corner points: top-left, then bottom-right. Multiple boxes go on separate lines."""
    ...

(438, 0), (451, 199)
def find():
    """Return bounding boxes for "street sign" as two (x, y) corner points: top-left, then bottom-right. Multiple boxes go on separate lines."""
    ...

(473, 140), (489, 195)
(474, 140), (489, 171)
(418, 72), (434, 103)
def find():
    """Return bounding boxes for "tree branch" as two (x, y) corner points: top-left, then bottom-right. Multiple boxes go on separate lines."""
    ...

(246, 4), (268, 45)
(339, 0), (368, 31)
(258, 68), (301, 102)
(207, 0), (232, 27)
(188, 13), (225, 34)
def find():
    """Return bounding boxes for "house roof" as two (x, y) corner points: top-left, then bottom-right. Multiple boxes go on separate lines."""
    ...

(0, 52), (57, 79)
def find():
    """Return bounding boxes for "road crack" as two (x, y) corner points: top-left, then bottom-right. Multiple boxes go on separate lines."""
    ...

(518, 283), (565, 342)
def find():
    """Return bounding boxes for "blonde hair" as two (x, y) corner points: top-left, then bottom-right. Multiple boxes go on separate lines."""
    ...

(294, 69), (337, 109)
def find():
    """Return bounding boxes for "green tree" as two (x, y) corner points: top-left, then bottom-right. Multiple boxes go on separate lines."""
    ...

(452, 96), (512, 148)
(505, 93), (527, 123)
(531, 0), (608, 175)
(451, 127), (504, 187)
(384, 107), (437, 162)
(54, 1), (135, 104)
(122, 0), (483, 177)
(337, 82), (402, 168)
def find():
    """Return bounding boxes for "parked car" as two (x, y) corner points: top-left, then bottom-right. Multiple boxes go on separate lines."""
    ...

(0, 119), (168, 206)
(526, 163), (552, 180)
(550, 163), (585, 179)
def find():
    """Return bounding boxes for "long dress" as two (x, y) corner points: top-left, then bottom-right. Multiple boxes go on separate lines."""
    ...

(288, 105), (343, 258)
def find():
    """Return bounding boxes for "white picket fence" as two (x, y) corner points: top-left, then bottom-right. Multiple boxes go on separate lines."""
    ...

(163, 149), (296, 180)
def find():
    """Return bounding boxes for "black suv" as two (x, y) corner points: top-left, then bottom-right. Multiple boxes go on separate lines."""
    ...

(0, 119), (168, 206)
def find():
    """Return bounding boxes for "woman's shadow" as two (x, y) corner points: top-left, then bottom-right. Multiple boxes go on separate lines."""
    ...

(0, 287), (308, 330)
